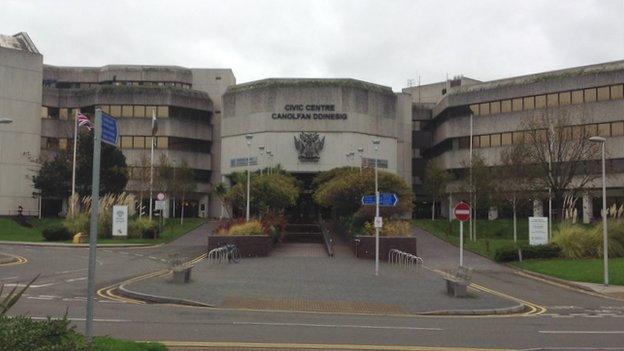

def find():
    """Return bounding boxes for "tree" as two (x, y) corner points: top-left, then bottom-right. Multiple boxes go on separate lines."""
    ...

(461, 153), (496, 241)
(423, 160), (453, 220)
(33, 131), (128, 199)
(74, 130), (128, 196)
(313, 168), (413, 226)
(213, 182), (231, 218)
(134, 152), (151, 218)
(516, 110), (600, 220)
(497, 145), (534, 242)
(226, 172), (300, 217)
(175, 159), (196, 225)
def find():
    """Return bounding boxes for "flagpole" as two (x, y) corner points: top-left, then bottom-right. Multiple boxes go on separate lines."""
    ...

(71, 109), (78, 217)
(149, 109), (155, 221)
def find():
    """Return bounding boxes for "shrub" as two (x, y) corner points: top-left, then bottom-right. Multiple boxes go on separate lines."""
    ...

(0, 315), (89, 351)
(553, 222), (624, 258)
(128, 218), (157, 239)
(227, 220), (263, 236)
(63, 213), (90, 235)
(494, 243), (561, 262)
(362, 220), (411, 237)
(42, 225), (72, 241)
(609, 220), (624, 247)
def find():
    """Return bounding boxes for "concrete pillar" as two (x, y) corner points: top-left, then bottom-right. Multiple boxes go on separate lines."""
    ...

(442, 194), (452, 220)
(582, 192), (593, 224)
(488, 206), (498, 220)
(533, 199), (543, 217)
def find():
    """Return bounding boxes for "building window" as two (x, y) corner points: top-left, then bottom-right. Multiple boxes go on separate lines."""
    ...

(547, 93), (558, 107)
(472, 136), (480, 148)
(512, 98), (523, 112)
(584, 124), (597, 136)
(612, 121), (624, 136)
(571, 90), (584, 104)
(479, 135), (490, 148)
(41, 107), (48, 119)
(121, 136), (133, 149)
(597, 86), (610, 101)
(458, 137), (470, 149)
(490, 101), (500, 114)
(59, 108), (69, 120)
(523, 96), (535, 110)
(157, 136), (168, 149)
(479, 103), (490, 115)
(597, 123), (611, 137)
(559, 91), (571, 105)
(122, 105), (133, 117)
(157, 106), (169, 118)
(490, 134), (501, 147)
(101, 105), (110, 114)
(133, 136), (145, 149)
(59, 138), (68, 150)
(501, 100), (512, 113)
(512, 131), (524, 144)
(535, 95), (546, 109)
(146, 106), (157, 118)
(470, 104), (479, 116)
(110, 105), (122, 117)
(134, 105), (146, 118)
(584, 88), (597, 102)
(611, 85), (624, 100)
(501, 132), (512, 145)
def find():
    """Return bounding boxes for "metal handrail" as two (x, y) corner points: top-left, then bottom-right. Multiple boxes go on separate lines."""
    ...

(317, 214), (334, 257)
(388, 249), (423, 271)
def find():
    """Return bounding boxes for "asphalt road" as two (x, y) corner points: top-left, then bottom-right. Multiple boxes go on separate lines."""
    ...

(2, 222), (624, 350)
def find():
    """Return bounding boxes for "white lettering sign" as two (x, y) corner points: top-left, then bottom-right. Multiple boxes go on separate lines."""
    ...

(529, 217), (548, 245)
(112, 205), (128, 237)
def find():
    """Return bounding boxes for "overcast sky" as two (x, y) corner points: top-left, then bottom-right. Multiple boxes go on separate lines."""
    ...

(2, 0), (623, 91)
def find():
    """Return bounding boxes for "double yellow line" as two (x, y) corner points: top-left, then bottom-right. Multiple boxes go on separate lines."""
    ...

(0, 253), (28, 266)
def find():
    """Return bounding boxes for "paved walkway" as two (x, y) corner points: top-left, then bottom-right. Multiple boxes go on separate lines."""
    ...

(124, 238), (518, 314)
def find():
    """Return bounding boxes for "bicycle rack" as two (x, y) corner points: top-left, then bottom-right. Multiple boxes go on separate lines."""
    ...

(388, 249), (423, 271)
(207, 246), (229, 265)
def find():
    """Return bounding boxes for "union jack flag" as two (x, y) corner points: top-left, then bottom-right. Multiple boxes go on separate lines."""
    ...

(77, 113), (93, 131)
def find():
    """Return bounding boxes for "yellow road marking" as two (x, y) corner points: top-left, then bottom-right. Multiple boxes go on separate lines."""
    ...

(0, 253), (28, 266)
(160, 340), (508, 350)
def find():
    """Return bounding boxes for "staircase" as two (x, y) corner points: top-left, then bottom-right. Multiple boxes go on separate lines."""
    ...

(282, 223), (322, 243)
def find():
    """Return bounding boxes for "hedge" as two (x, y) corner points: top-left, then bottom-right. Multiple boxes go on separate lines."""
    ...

(494, 244), (561, 262)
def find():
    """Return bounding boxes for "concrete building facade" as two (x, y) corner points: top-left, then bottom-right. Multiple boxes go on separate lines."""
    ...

(0, 33), (42, 216)
(0, 31), (622, 220)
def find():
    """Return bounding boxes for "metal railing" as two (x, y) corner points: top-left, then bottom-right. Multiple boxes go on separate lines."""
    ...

(388, 249), (423, 271)
(317, 214), (334, 257)
(207, 246), (230, 265)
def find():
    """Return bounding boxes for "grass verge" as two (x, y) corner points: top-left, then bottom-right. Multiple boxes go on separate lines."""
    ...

(0, 217), (204, 244)
(511, 258), (624, 286)
(92, 336), (167, 351)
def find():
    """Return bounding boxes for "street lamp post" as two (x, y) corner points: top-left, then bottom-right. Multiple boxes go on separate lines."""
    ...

(357, 147), (364, 172)
(245, 134), (253, 222)
(346, 152), (354, 168)
(266, 150), (272, 174)
(590, 136), (608, 286)
(0, 117), (13, 214)
(259, 146), (265, 175)
(372, 139), (380, 276)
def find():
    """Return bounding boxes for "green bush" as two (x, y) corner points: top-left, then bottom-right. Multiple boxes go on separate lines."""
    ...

(41, 225), (72, 241)
(553, 222), (624, 259)
(63, 213), (90, 235)
(128, 218), (157, 239)
(494, 244), (561, 262)
(0, 315), (89, 351)
(609, 220), (624, 247)
(227, 220), (263, 236)
(362, 220), (411, 237)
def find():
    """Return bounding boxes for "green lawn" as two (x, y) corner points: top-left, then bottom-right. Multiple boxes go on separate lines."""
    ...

(413, 218), (528, 260)
(92, 337), (167, 351)
(0, 217), (204, 245)
(512, 258), (624, 286)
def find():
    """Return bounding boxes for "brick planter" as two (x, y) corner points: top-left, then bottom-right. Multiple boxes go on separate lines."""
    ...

(207, 235), (272, 257)
(353, 236), (417, 260)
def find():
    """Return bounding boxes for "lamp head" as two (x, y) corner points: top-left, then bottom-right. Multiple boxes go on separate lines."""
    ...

(0, 117), (13, 124)
(372, 139), (380, 150)
(357, 147), (364, 153)
(245, 134), (253, 146)
(589, 136), (606, 143)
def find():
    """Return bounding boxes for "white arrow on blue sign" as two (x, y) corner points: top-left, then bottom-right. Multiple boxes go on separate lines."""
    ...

(361, 193), (398, 207)
(101, 112), (118, 146)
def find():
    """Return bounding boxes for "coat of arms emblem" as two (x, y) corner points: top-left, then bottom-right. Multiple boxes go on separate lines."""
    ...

(294, 132), (325, 162)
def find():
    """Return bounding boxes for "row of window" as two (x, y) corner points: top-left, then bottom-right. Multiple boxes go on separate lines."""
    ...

(119, 136), (211, 153)
(458, 120), (624, 149)
(46, 81), (192, 89)
(42, 105), (211, 121)
(127, 167), (211, 183)
(41, 137), (70, 150)
(469, 84), (624, 116)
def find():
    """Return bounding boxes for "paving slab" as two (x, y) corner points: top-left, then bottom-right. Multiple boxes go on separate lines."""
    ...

(124, 245), (519, 315)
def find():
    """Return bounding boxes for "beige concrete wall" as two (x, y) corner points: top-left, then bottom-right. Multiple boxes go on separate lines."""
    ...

(0, 46), (42, 215)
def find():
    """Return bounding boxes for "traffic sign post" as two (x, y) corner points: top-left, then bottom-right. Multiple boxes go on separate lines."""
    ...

(361, 193), (398, 207)
(454, 202), (471, 267)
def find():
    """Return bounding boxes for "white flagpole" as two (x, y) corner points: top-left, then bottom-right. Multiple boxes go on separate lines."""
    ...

(149, 109), (155, 221)
(71, 109), (78, 217)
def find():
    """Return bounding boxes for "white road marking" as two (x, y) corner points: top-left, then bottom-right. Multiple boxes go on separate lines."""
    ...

(232, 321), (443, 331)
(28, 296), (55, 300)
(65, 277), (87, 283)
(31, 316), (131, 323)
(0, 276), (19, 280)
(56, 268), (87, 274)
(539, 330), (624, 334)
(149, 256), (158, 260)
(4, 282), (55, 288)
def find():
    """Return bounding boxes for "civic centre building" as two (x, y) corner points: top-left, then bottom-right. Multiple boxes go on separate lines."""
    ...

(1, 31), (622, 222)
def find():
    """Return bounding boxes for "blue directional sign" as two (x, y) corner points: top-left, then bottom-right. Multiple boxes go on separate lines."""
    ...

(361, 193), (399, 207)
(101, 112), (118, 146)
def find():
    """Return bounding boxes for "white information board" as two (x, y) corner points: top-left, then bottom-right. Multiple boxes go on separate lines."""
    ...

(112, 205), (128, 237)
(529, 217), (548, 245)
(154, 200), (166, 211)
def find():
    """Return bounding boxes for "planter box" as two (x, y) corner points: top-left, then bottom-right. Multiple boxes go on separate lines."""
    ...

(207, 235), (272, 257)
(353, 236), (417, 260)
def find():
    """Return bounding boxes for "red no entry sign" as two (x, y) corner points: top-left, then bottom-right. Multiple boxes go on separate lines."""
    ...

(454, 202), (471, 222)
